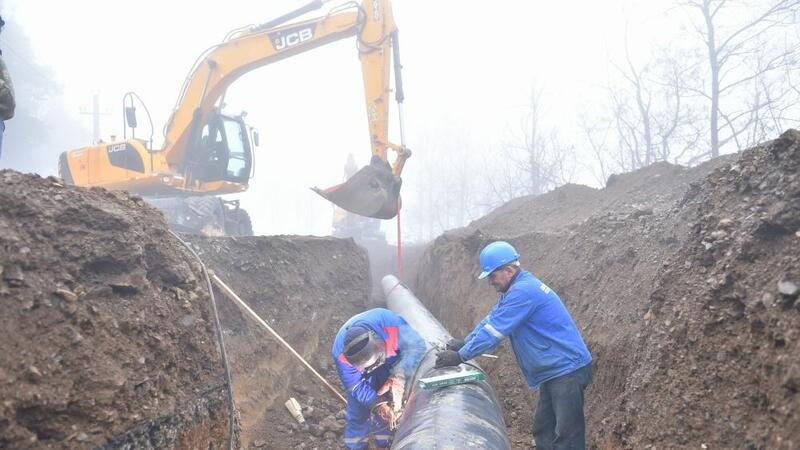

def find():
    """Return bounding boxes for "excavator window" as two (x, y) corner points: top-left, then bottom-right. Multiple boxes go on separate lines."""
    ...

(223, 118), (249, 180)
(197, 118), (227, 182)
(193, 113), (252, 183)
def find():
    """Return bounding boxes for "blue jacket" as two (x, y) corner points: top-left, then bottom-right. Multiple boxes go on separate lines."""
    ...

(459, 270), (591, 389)
(332, 308), (426, 408)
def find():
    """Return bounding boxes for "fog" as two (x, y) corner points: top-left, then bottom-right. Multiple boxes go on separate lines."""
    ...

(1, 0), (798, 242)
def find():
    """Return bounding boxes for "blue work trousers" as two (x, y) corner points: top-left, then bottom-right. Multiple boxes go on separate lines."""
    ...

(533, 363), (592, 450)
(344, 365), (393, 449)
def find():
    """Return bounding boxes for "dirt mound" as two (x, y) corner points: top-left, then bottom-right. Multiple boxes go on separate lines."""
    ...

(185, 235), (370, 450)
(0, 171), (231, 449)
(412, 130), (799, 449)
(610, 129), (800, 449)
(464, 161), (717, 238)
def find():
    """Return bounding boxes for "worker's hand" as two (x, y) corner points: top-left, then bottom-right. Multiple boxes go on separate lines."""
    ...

(445, 338), (465, 352)
(373, 401), (393, 423)
(434, 349), (463, 369)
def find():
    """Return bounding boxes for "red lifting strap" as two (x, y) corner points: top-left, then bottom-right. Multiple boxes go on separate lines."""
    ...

(396, 197), (403, 279)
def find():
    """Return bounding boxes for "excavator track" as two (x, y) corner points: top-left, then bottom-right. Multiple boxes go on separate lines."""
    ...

(146, 196), (253, 236)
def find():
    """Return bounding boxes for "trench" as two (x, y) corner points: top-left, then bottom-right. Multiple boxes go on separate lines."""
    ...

(4, 129), (800, 450)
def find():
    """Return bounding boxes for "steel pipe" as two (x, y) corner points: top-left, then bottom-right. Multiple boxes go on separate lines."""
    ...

(381, 275), (511, 450)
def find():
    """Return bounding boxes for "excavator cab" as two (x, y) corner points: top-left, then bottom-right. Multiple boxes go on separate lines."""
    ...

(312, 155), (401, 220)
(190, 111), (253, 184)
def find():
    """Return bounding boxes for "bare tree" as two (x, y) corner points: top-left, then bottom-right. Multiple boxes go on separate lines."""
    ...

(618, 30), (656, 167)
(591, 43), (703, 176)
(612, 17), (713, 167)
(484, 86), (573, 208)
(653, 50), (707, 162)
(682, 0), (800, 157)
(404, 121), (488, 242)
(578, 113), (616, 186)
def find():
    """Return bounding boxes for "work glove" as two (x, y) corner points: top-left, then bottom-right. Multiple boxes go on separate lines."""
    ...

(445, 338), (465, 352)
(434, 349), (463, 369)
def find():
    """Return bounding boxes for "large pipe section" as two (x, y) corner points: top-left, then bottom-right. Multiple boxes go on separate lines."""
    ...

(381, 275), (511, 450)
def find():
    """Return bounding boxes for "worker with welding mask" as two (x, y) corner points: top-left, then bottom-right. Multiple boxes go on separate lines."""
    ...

(332, 308), (425, 450)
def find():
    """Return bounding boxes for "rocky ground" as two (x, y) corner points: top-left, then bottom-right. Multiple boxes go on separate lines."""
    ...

(411, 129), (800, 449)
(0, 172), (232, 449)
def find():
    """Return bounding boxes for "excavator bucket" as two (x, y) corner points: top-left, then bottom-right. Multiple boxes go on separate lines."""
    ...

(312, 156), (401, 220)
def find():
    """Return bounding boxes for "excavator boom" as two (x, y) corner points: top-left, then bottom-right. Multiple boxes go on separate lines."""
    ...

(165, 0), (408, 219)
(59, 0), (409, 232)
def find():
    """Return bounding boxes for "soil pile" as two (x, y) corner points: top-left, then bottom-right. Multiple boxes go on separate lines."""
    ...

(185, 235), (370, 450)
(412, 130), (800, 449)
(614, 129), (800, 449)
(0, 171), (232, 449)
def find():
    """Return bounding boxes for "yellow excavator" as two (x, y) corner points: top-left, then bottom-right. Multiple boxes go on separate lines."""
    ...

(58, 0), (410, 235)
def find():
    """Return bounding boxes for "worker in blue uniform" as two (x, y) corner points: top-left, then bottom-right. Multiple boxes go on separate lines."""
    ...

(435, 241), (593, 450)
(332, 308), (426, 450)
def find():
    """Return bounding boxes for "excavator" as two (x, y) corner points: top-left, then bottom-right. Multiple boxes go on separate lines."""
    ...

(58, 0), (410, 235)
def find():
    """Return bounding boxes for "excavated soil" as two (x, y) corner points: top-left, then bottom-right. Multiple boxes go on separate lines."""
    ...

(0, 170), (377, 450)
(412, 129), (800, 449)
(0, 171), (232, 449)
(184, 235), (370, 450)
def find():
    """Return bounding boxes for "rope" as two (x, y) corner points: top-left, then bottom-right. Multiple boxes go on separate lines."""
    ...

(209, 273), (347, 404)
(396, 197), (403, 278)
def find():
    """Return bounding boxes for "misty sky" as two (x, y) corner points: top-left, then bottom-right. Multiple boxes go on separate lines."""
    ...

(2, 0), (687, 239)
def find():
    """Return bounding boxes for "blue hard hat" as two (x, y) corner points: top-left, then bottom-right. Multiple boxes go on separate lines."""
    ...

(478, 241), (519, 279)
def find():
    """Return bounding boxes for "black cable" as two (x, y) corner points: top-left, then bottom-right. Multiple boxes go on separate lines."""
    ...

(462, 361), (483, 373)
(169, 231), (236, 450)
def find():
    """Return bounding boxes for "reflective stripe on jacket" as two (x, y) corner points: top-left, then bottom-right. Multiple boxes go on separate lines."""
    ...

(459, 270), (591, 388)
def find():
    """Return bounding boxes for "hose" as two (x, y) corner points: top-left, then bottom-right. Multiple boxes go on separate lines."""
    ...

(169, 231), (236, 450)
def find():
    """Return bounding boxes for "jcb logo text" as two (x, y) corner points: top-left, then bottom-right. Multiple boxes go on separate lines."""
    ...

(270, 25), (316, 51)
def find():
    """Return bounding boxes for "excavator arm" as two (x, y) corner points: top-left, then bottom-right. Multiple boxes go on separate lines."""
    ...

(166, 0), (408, 218)
(59, 0), (408, 229)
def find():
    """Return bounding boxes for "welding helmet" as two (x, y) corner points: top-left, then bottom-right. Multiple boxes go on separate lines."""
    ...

(343, 325), (386, 372)
(478, 241), (520, 279)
